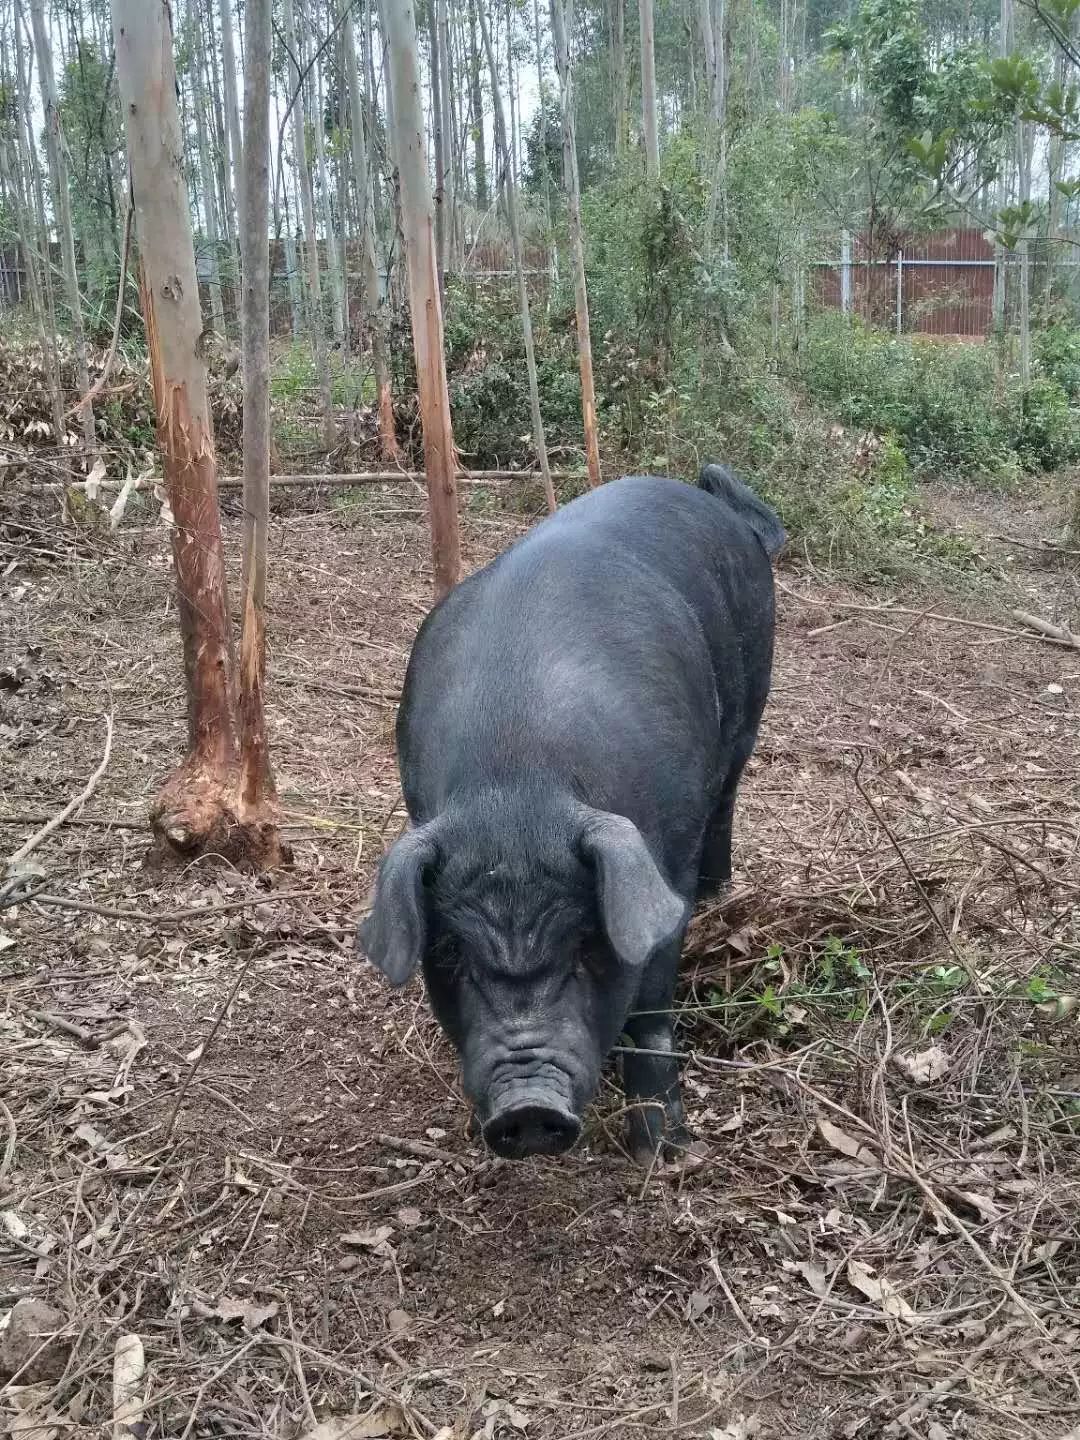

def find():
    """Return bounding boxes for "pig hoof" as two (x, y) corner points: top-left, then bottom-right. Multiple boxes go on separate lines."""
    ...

(667, 1136), (711, 1172)
(629, 1124), (703, 1171)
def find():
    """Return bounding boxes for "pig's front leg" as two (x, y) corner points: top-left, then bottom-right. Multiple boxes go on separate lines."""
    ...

(621, 942), (689, 1165)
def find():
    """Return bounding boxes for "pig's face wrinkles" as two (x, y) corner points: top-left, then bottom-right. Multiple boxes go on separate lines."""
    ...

(431, 852), (598, 981)
(420, 863), (618, 1123)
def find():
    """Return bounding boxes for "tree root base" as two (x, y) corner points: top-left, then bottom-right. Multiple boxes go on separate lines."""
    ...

(147, 765), (289, 872)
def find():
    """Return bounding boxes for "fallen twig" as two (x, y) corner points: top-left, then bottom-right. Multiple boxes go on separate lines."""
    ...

(163, 951), (255, 1143)
(798, 1076), (1058, 1344)
(0, 1097), (14, 1190)
(112, 1331), (145, 1440)
(884, 1320), (1026, 1436)
(851, 756), (981, 989)
(780, 583), (1080, 649)
(375, 1132), (461, 1165)
(25, 887), (321, 925)
(991, 532), (1080, 559)
(29, 469), (578, 493)
(0, 813), (142, 830)
(277, 674), (401, 706)
(1012, 609), (1080, 649)
(29, 1010), (121, 1048)
(6, 713), (114, 871)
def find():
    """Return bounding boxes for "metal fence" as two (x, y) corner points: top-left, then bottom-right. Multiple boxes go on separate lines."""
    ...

(6, 226), (1080, 343)
(811, 226), (1080, 338)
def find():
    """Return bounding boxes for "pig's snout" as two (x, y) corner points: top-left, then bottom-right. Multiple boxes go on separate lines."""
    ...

(483, 1101), (581, 1159)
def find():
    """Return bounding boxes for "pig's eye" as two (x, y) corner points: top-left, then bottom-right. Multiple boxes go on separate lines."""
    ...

(428, 933), (464, 977)
(575, 943), (610, 982)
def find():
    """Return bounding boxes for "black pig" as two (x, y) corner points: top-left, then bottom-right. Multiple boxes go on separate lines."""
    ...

(359, 466), (784, 1163)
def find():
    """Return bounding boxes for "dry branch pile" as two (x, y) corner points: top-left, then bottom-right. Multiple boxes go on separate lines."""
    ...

(0, 335), (243, 484)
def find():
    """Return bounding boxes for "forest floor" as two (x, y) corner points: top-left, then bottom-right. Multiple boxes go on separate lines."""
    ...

(2, 476), (1080, 1440)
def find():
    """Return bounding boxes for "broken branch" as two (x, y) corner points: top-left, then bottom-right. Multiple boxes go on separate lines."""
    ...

(6, 713), (114, 872)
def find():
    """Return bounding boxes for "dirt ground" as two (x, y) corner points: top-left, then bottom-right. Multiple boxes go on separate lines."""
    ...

(2, 477), (1080, 1440)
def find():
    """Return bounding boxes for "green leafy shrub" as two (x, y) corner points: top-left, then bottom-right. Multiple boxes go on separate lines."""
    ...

(800, 314), (1016, 478)
(1035, 323), (1080, 401)
(1017, 377), (1080, 471)
(440, 279), (585, 469)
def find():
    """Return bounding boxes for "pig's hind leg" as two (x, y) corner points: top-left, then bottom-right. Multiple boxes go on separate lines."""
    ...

(621, 940), (690, 1164)
(697, 748), (754, 898)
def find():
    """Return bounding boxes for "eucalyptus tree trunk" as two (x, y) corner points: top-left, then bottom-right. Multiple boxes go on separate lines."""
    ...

(1046, 44), (1066, 306)
(778, 0), (792, 112)
(281, 188), (304, 338)
(1, 134), (63, 438)
(507, 0), (520, 187)
(216, 0), (245, 290)
(343, 6), (400, 460)
(611, 0), (629, 158)
(237, 0), (280, 851)
(638, 0), (660, 178)
(334, 31), (352, 364)
(468, 0), (488, 208)
(112, 0), (278, 867)
(533, 0), (553, 230)
(188, 0), (226, 331)
(219, 0), (244, 222)
(430, 0), (447, 292)
(477, 0), (555, 513)
(717, 0), (730, 119)
(306, 8), (345, 345)
(29, 0), (95, 450)
(450, 1), (470, 216)
(1018, 115), (1031, 385)
(202, 1), (234, 251)
(283, 0), (335, 446)
(438, 0), (457, 267)
(381, 0), (461, 600)
(15, 2), (62, 380)
(552, 0), (602, 488)
(992, 0), (1011, 337)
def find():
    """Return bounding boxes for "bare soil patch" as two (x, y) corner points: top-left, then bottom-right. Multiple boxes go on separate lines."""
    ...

(2, 482), (1080, 1439)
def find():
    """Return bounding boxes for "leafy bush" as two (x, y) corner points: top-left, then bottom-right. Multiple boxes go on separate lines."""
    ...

(801, 313), (1080, 477)
(440, 279), (585, 469)
(1017, 377), (1080, 471)
(1034, 323), (1080, 401)
(800, 314), (1016, 478)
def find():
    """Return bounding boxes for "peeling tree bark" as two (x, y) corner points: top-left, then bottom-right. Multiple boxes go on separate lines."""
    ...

(381, 0), (461, 601)
(237, 0), (280, 857)
(112, 0), (279, 868)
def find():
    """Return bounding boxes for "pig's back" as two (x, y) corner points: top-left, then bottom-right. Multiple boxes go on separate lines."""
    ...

(396, 477), (776, 869)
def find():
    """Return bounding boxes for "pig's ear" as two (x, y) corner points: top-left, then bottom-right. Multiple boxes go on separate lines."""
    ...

(579, 811), (688, 970)
(357, 824), (441, 986)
